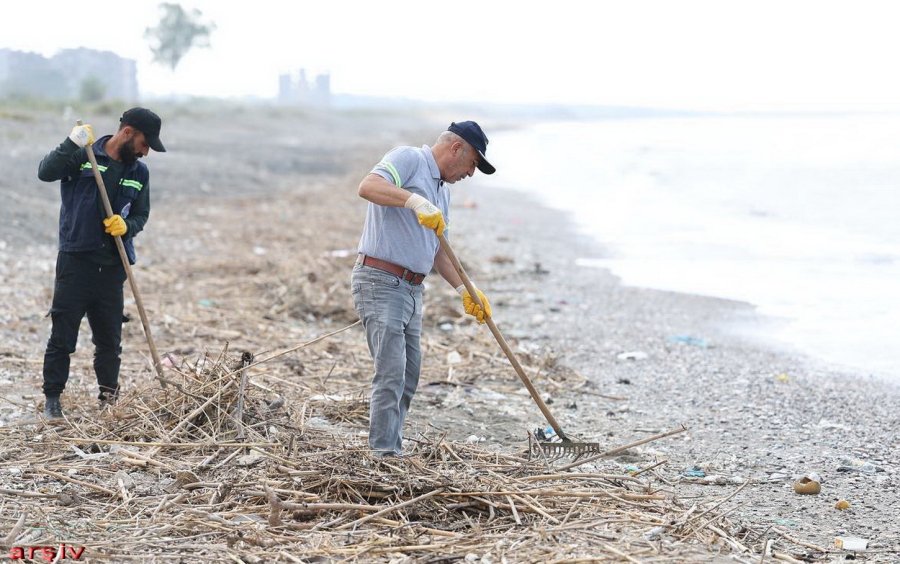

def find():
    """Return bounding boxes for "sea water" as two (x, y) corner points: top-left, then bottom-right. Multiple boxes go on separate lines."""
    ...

(478, 114), (900, 380)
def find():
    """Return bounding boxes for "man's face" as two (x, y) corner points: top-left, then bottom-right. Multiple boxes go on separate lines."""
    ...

(120, 129), (151, 165)
(443, 142), (479, 184)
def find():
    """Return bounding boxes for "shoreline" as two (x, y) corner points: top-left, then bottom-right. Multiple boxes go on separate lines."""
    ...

(448, 176), (899, 554)
(479, 116), (900, 384)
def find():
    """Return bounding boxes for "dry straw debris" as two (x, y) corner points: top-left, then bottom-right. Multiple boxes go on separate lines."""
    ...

(1, 325), (828, 562)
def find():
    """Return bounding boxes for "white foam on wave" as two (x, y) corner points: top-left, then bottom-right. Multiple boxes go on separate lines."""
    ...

(479, 115), (900, 380)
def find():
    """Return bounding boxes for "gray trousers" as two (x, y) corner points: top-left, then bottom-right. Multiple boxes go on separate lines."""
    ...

(351, 264), (424, 455)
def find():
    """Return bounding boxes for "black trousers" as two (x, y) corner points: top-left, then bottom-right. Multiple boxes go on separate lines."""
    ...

(43, 252), (127, 399)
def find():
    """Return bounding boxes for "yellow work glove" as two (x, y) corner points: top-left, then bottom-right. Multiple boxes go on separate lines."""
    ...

(457, 284), (492, 324)
(404, 193), (445, 237)
(68, 124), (95, 148)
(103, 215), (127, 237)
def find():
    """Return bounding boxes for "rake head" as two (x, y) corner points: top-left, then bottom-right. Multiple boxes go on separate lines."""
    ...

(534, 427), (601, 456)
(539, 440), (602, 456)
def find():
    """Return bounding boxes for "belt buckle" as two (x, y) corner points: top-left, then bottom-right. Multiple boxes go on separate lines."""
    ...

(401, 268), (411, 282)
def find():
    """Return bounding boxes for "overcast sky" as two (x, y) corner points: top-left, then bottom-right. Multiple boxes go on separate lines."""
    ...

(3, 1), (899, 112)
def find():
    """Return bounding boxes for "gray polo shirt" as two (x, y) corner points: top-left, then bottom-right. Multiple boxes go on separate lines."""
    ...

(357, 145), (450, 275)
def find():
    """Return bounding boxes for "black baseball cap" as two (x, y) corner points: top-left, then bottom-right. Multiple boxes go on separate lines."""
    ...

(120, 107), (166, 152)
(448, 121), (495, 174)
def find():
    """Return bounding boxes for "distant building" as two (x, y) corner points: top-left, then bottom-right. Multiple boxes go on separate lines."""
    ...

(0, 49), (60, 98)
(53, 48), (138, 101)
(278, 68), (330, 106)
(0, 47), (137, 101)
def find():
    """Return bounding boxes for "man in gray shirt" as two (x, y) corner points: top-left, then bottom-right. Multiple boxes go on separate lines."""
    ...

(352, 121), (496, 456)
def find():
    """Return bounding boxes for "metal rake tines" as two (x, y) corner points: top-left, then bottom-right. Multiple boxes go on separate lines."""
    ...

(540, 441), (601, 456)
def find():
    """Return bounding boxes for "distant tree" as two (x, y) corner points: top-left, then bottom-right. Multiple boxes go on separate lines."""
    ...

(144, 3), (216, 71)
(79, 76), (106, 102)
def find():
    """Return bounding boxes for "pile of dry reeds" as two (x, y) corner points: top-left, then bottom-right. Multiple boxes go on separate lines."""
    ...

(0, 329), (831, 563)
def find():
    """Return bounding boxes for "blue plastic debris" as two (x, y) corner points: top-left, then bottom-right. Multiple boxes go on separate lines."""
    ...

(534, 426), (562, 443)
(669, 335), (709, 348)
(683, 466), (706, 478)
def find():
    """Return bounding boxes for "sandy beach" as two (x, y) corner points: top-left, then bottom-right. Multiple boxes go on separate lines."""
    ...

(1, 102), (898, 562)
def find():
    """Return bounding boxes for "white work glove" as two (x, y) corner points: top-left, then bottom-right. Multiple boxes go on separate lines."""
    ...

(405, 193), (445, 237)
(68, 124), (95, 148)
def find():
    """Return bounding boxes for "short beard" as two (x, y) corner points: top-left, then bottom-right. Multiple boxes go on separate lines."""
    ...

(119, 136), (139, 165)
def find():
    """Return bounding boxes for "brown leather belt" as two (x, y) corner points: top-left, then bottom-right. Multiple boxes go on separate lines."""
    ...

(357, 254), (426, 285)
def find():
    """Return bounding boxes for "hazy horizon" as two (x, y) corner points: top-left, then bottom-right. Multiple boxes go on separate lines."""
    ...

(4, 1), (900, 113)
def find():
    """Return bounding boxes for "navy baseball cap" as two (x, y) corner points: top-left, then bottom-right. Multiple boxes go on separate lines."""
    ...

(120, 107), (166, 152)
(448, 121), (495, 174)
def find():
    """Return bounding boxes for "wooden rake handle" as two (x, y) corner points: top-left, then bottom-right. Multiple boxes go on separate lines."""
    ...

(78, 120), (166, 387)
(437, 233), (569, 441)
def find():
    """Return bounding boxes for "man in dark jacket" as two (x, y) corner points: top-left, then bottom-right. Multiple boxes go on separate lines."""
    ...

(37, 107), (166, 419)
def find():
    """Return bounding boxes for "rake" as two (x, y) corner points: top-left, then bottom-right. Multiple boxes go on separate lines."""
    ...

(78, 120), (167, 388)
(438, 233), (600, 456)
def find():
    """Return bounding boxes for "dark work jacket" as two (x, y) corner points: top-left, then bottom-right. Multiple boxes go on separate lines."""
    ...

(38, 135), (150, 264)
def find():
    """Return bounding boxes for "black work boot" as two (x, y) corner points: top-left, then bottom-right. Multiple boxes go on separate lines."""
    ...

(44, 396), (63, 419)
(99, 391), (118, 411)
